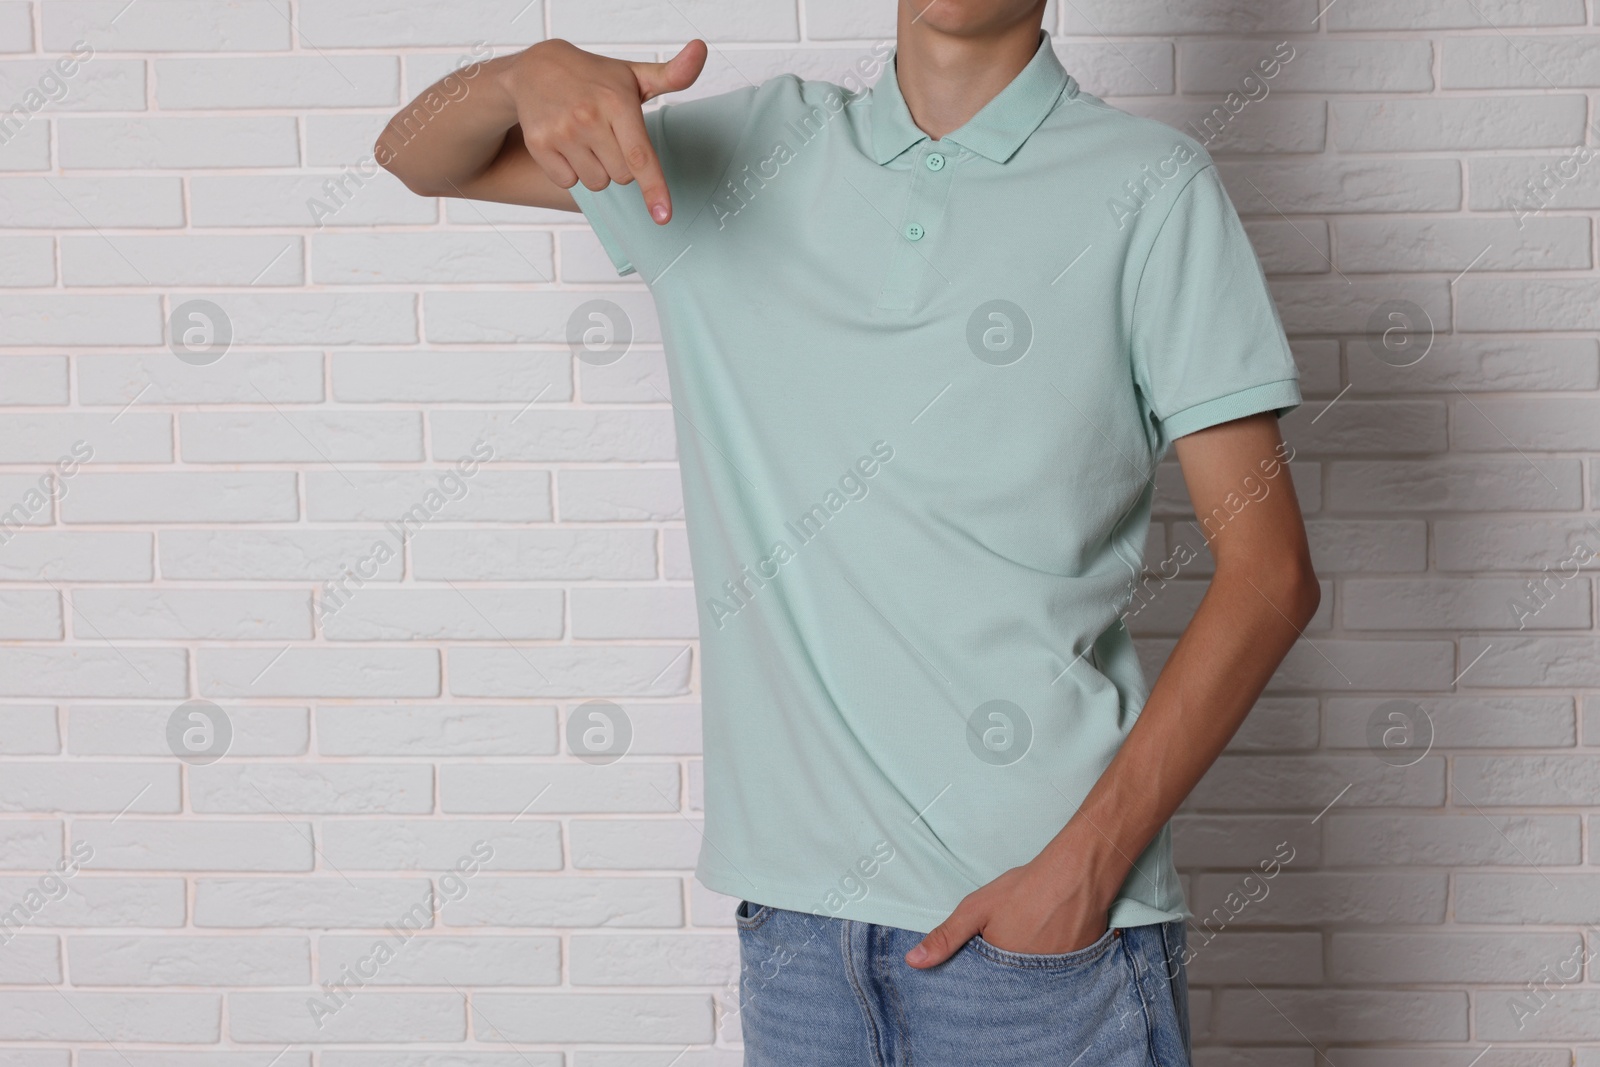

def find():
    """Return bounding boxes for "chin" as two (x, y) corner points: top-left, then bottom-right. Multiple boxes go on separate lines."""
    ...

(902, 0), (1045, 37)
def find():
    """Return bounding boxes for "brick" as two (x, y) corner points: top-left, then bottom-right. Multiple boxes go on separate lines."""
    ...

(572, 587), (697, 639)
(441, 883), (684, 927)
(0, 356), (66, 404)
(41, 0), (293, 51)
(190, 764), (433, 813)
(1218, 160), (1461, 214)
(1185, 755), (1444, 810)
(580, 347), (671, 403)
(0, 818), (63, 866)
(156, 56), (398, 109)
(552, 0), (795, 41)
(0, 532), (153, 582)
(1242, 218), (1331, 274)
(0, 876), (183, 926)
(320, 820), (562, 871)
(1304, 520), (1427, 573)
(0, 992), (220, 1042)
(68, 935), (311, 985)
(191, 174), (436, 227)
(1477, 989), (1600, 1041)
(298, 0), (543, 46)
(331, 351), (571, 403)
(0, 589), (62, 638)
(1435, 517), (1600, 571)
(0, 240), (56, 286)
(62, 472), (299, 524)
(1453, 755), (1600, 806)
(1330, 931), (1582, 984)
(314, 232), (553, 284)
(1185, 931), (1323, 986)
(68, 705), (308, 756)
(0, 177), (181, 228)
(158, 530), (404, 581)
(430, 409), (676, 462)
(1181, 40), (1434, 92)
(1459, 277), (1600, 331)
(74, 820), (313, 870)
(1454, 873), (1600, 923)
(308, 470), (552, 525)
(1454, 398), (1600, 451)
(1470, 153), (1600, 212)
(440, 763), (679, 814)
(1170, 816), (1320, 868)
(1212, 988), (1465, 1041)
(1459, 635), (1600, 687)
(1061, 0), (1314, 33)
(322, 1057), (554, 1067)
(1328, 0), (1582, 28)
(1349, 338), (1599, 393)
(58, 116), (300, 168)
(1332, 96), (1586, 152)
(0, 412), (170, 463)
(1343, 577), (1590, 630)
(0, 2), (30, 51)
(571, 818), (702, 870)
(1327, 459), (1582, 511)
(0, 57), (144, 110)
(317, 705), (557, 756)
(1336, 216), (1589, 272)
(0, 934), (61, 984)
(198, 648), (440, 698)
(1268, 278), (1449, 335)
(0, 294), (165, 345)
(1193, 871), (1448, 925)
(227, 991), (464, 1043)
(1325, 696), (1576, 749)
(72, 589), (311, 642)
(570, 933), (737, 985)
(411, 528), (656, 580)
(1281, 400), (1445, 454)
(0, 706), (60, 755)
(322, 587), (562, 641)
(0, 649), (187, 699)
(179, 411), (422, 463)
(63, 236), (307, 287)
(423, 291), (661, 344)
(1326, 814), (1580, 865)
(195, 878), (432, 928)
(558, 469), (683, 521)
(448, 645), (693, 697)
(318, 934), (560, 985)
(0, 762), (178, 812)
(1444, 34), (1600, 87)
(471, 992), (713, 1044)
(79, 1055), (306, 1067)
(1129, 99), (1326, 155)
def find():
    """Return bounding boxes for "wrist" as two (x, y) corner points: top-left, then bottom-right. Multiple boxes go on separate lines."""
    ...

(1035, 818), (1133, 910)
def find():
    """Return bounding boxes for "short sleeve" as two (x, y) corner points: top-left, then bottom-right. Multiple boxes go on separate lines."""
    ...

(567, 87), (755, 280)
(1129, 164), (1301, 448)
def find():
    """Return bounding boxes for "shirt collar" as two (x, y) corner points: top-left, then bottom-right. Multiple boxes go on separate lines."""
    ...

(867, 29), (1076, 166)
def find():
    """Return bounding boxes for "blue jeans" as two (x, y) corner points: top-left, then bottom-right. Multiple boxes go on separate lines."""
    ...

(734, 901), (1192, 1066)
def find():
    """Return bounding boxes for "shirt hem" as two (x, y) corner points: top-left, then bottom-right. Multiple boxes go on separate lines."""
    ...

(568, 180), (638, 277)
(1160, 377), (1302, 441)
(697, 863), (1191, 936)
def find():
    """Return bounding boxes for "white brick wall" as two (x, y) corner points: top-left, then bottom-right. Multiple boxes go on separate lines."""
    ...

(0, 0), (1596, 1061)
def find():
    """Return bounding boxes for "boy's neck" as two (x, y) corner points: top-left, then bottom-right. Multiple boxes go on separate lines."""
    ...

(891, 7), (1047, 141)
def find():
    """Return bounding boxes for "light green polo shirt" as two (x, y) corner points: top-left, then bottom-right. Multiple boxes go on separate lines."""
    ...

(571, 30), (1300, 934)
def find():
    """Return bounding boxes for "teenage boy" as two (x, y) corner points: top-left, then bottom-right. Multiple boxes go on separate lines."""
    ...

(379, 3), (1319, 1062)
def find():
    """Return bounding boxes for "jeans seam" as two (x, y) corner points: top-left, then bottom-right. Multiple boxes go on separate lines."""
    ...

(841, 919), (889, 1067)
(1120, 929), (1165, 1067)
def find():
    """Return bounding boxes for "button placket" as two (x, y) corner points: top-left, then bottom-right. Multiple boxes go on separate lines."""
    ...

(873, 143), (956, 315)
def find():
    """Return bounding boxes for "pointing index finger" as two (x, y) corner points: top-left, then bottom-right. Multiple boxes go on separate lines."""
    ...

(612, 105), (671, 224)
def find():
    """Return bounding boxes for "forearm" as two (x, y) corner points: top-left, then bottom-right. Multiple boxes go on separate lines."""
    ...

(1037, 556), (1320, 905)
(375, 52), (526, 196)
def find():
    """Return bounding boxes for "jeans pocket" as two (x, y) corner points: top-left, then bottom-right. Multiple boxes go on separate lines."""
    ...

(735, 899), (775, 932)
(967, 923), (1121, 971)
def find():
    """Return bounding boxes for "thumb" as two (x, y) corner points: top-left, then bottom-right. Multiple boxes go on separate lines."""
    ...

(906, 909), (982, 969)
(631, 39), (708, 101)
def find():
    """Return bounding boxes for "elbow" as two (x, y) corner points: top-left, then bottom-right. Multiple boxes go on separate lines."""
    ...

(373, 132), (441, 198)
(1284, 555), (1322, 630)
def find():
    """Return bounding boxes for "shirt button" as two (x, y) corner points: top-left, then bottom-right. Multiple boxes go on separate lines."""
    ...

(925, 152), (946, 171)
(904, 222), (925, 242)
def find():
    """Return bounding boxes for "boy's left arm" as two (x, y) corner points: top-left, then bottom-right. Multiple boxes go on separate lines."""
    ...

(908, 411), (1321, 966)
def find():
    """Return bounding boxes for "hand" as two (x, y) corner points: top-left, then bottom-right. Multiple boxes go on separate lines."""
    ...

(904, 861), (1111, 968)
(500, 38), (708, 223)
